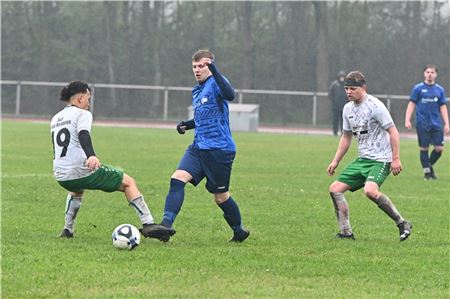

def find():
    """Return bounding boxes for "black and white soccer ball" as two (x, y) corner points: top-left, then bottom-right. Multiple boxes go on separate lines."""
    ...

(112, 224), (141, 250)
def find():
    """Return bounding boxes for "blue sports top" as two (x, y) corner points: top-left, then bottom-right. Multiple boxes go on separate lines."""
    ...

(410, 82), (447, 129)
(191, 64), (236, 151)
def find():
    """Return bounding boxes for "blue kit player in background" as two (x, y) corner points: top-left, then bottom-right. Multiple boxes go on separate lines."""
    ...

(405, 65), (449, 180)
(159, 49), (250, 242)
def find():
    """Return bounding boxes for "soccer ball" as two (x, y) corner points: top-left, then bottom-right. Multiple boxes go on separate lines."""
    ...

(112, 224), (141, 250)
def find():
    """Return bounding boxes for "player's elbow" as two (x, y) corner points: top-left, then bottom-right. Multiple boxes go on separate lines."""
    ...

(225, 89), (235, 101)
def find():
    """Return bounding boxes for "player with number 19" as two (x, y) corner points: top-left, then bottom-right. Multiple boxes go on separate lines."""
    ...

(50, 81), (175, 241)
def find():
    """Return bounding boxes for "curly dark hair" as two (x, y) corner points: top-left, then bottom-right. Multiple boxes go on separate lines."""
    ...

(60, 81), (91, 102)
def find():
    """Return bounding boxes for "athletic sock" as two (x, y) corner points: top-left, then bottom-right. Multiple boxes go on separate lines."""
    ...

(218, 197), (243, 233)
(420, 150), (430, 171)
(429, 149), (442, 166)
(129, 195), (154, 225)
(161, 178), (186, 227)
(329, 192), (352, 235)
(374, 193), (404, 225)
(64, 194), (82, 233)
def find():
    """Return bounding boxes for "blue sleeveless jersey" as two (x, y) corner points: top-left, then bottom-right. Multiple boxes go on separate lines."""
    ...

(410, 82), (447, 129)
(192, 76), (236, 151)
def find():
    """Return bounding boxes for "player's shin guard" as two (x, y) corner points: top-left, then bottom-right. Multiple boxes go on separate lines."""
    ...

(218, 197), (243, 233)
(129, 195), (154, 225)
(429, 149), (442, 166)
(329, 192), (352, 235)
(373, 193), (404, 225)
(161, 178), (186, 227)
(64, 194), (82, 233)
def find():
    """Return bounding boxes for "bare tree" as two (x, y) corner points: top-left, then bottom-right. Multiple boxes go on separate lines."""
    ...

(103, 1), (117, 106)
(313, 1), (329, 92)
(150, 1), (164, 115)
(237, 1), (254, 89)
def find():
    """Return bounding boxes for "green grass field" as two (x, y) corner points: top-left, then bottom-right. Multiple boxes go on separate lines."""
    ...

(2, 120), (449, 298)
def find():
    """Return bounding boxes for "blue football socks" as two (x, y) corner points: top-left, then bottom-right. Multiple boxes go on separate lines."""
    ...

(218, 197), (243, 233)
(419, 150), (430, 170)
(429, 149), (442, 166)
(161, 178), (186, 227)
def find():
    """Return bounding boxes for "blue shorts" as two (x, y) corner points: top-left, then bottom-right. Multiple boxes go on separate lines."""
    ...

(178, 144), (236, 194)
(416, 125), (444, 147)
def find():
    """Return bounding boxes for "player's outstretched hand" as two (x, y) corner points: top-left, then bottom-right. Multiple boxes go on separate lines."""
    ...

(176, 121), (187, 134)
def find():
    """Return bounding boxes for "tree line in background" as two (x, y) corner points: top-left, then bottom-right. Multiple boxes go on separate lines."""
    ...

(1, 1), (449, 114)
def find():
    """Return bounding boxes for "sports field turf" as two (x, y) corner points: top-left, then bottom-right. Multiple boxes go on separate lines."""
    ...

(2, 120), (449, 298)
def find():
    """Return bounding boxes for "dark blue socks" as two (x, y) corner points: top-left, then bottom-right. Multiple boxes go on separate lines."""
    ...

(161, 178), (186, 227)
(429, 149), (442, 166)
(162, 179), (245, 234)
(218, 197), (243, 233)
(420, 149), (442, 170)
(420, 150), (430, 169)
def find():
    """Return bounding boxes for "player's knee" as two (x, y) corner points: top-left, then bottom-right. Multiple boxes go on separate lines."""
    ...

(70, 191), (84, 197)
(214, 192), (230, 204)
(329, 181), (346, 193)
(122, 173), (137, 189)
(171, 170), (192, 183)
(328, 182), (338, 193)
(434, 146), (444, 153)
(364, 188), (379, 201)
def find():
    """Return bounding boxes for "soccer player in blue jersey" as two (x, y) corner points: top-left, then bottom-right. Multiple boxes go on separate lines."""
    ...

(405, 65), (449, 180)
(159, 49), (249, 242)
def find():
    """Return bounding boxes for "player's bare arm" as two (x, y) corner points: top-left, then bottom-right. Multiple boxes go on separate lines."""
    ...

(386, 126), (402, 176)
(404, 101), (416, 129)
(440, 104), (449, 134)
(327, 132), (352, 176)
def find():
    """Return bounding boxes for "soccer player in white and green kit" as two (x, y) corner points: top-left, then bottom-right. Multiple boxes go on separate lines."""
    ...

(327, 71), (412, 241)
(51, 81), (175, 241)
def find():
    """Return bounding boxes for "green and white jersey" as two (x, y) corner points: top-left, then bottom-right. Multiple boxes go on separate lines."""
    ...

(342, 94), (394, 163)
(50, 105), (95, 181)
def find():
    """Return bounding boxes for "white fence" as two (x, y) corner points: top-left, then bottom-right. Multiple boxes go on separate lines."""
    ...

(0, 80), (426, 128)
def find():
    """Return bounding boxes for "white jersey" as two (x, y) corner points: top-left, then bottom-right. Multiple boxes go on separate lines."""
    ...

(342, 94), (394, 162)
(50, 105), (95, 181)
